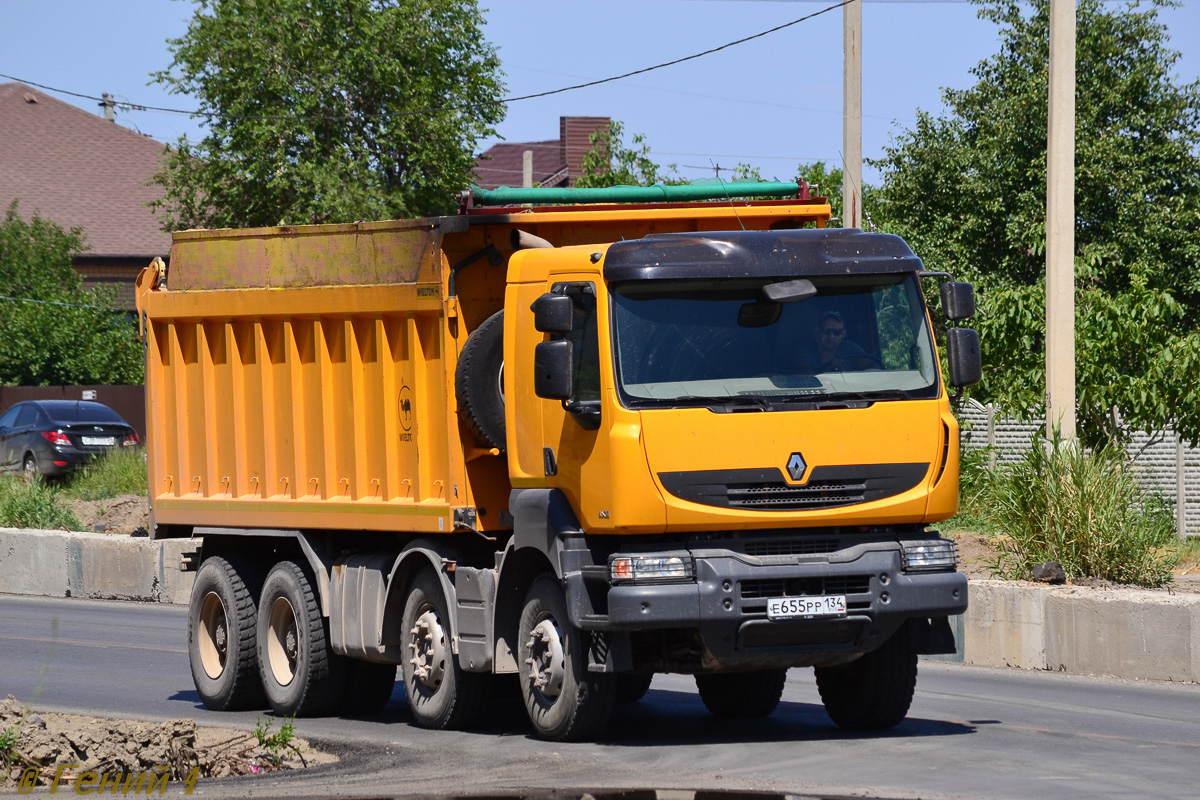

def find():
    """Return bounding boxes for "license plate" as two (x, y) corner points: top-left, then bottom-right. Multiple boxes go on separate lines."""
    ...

(767, 595), (847, 620)
(81, 436), (116, 446)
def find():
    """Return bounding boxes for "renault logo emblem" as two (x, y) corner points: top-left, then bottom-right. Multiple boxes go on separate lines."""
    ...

(786, 452), (807, 482)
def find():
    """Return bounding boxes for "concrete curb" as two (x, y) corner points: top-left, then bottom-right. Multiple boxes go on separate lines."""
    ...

(956, 579), (1200, 682)
(2, 529), (1197, 683)
(0, 528), (196, 605)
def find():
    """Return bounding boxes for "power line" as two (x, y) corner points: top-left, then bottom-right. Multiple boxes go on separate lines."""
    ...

(0, 0), (851, 123)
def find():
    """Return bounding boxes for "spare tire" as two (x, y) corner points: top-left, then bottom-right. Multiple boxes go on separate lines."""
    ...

(456, 309), (506, 452)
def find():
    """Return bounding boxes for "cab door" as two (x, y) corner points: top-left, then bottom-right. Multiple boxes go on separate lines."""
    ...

(535, 279), (617, 532)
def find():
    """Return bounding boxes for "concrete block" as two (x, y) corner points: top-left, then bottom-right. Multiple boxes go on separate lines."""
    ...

(963, 580), (1050, 670)
(155, 538), (200, 605)
(0, 528), (72, 597)
(71, 531), (156, 600)
(1045, 587), (1200, 683)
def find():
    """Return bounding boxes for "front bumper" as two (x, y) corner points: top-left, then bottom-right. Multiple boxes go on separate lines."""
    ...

(578, 544), (966, 668)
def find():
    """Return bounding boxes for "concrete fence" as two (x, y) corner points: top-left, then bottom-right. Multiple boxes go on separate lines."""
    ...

(957, 399), (1200, 537)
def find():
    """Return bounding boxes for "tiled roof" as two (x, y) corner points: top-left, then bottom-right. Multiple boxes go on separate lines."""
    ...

(473, 139), (563, 190)
(0, 82), (171, 258)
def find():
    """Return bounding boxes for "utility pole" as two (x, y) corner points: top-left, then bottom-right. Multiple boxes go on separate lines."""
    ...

(522, 149), (534, 189)
(1046, 0), (1076, 439)
(842, 0), (862, 230)
(99, 93), (116, 122)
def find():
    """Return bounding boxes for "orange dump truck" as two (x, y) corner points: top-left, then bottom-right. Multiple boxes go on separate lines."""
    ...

(137, 183), (980, 741)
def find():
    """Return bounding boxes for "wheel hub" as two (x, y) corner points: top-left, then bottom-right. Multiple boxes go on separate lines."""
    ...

(408, 609), (446, 689)
(197, 592), (228, 680)
(525, 618), (565, 698)
(267, 597), (299, 687)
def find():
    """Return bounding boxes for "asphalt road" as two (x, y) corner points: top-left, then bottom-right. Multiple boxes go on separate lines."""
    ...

(2, 594), (1198, 800)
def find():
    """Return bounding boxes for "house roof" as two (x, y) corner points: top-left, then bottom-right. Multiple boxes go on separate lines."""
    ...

(473, 140), (563, 190)
(0, 82), (171, 259)
(473, 116), (612, 191)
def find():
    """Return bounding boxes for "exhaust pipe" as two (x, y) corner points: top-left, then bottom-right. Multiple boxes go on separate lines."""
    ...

(511, 229), (554, 250)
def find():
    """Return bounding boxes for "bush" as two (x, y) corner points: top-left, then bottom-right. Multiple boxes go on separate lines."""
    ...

(62, 447), (147, 501)
(982, 433), (1178, 588)
(0, 476), (81, 531)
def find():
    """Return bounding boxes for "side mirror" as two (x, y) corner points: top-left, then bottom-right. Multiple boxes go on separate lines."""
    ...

(946, 327), (982, 387)
(940, 282), (976, 321)
(531, 293), (573, 334)
(534, 340), (574, 400)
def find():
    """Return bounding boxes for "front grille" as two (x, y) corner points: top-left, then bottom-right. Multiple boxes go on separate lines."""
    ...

(729, 480), (865, 509)
(744, 538), (840, 556)
(658, 463), (930, 512)
(740, 575), (872, 599)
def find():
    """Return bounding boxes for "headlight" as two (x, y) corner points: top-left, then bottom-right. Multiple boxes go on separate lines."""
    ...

(609, 553), (695, 584)
(901, 539), (958, 572)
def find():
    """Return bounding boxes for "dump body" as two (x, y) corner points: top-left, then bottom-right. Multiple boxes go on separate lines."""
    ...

(140, 191), (975, 741)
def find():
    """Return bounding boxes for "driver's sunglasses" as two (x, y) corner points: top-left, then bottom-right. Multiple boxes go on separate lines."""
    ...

(822, 327), (846, 337)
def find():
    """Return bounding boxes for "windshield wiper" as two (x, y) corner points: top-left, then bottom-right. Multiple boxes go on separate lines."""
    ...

(817, 389), (913, 404)
(675, 395), (769, 411)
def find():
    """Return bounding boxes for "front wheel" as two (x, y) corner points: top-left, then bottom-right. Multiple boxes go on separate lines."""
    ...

(694, 669), (787, 718)
(400, 567), (489, 730)
(814, 626), (917, 730)
(257, 560), (346, 717)
(517, 573), (615, 741)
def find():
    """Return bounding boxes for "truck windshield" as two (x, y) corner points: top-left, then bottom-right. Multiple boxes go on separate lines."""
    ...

(610, 274), (939, 408)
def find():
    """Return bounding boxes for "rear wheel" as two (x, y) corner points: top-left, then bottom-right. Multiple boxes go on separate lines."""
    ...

(188, 555), (266, 711)
(400, 567), (490, 729)
(517, 573), (615, 741)
(616, 673), (654, 704)
(815, 626), (917, 731)
(257, 560), (346, 717)
(342, 660), (398, 716)
(22, 455), (37, 481)
(695, 669), (788, 718)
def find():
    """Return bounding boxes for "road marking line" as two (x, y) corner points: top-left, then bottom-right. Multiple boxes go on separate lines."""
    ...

(0, 635), (186, 655)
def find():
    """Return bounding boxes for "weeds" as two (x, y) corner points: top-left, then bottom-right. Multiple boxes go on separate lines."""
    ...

(61, 447), (147, 501)
(0, 724), (18, 772)
(0, 475), (81, 530)
(981, 432), (1178, 588)
(253, 715), (302, 762)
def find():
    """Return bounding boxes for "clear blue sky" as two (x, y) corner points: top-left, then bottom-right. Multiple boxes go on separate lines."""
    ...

(2, 0), (1196, 186)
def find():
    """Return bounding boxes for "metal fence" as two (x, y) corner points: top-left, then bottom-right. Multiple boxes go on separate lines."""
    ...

(957, 398), (1198, 538)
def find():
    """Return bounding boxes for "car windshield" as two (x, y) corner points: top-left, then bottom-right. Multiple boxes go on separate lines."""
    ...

(610, 274), (939, 408)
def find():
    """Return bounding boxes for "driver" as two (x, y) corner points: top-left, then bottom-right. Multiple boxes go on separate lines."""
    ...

(797, 311), (876, 372)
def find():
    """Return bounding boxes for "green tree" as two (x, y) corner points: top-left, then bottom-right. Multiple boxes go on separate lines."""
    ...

(151, 0), (505, 229)
(873, 0), (1200, 447)
(576, 121), (684, 188)
(0, 203), (143, 386)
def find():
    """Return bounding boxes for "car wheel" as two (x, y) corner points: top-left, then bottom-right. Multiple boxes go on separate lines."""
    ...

(815, 626), (917, 730)
(400, 567), (490, 730)
(188, 555), (268, 711)
(257, 560), (347, 717)
(694, 668), (788, 718)
(22, 455), (37, 481)
(517, 573), (616, 741)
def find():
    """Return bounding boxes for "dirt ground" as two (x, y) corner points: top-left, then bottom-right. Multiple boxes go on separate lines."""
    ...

(0, 695), (336, 790)
(63, 494), (150, 536)
(951, 530), (1200, 594)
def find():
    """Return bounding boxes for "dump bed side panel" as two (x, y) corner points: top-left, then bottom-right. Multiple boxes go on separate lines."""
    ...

(145, 231), (464, 535)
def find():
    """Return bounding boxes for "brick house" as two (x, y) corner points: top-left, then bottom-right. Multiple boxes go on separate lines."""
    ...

(473, 116), (611, 190)
(0, 82), (170, 310)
